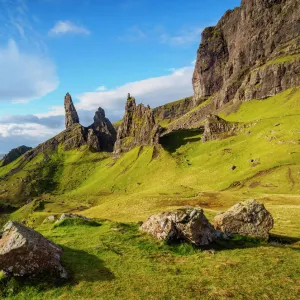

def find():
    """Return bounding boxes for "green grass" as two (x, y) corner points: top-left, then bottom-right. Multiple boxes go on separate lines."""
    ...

(1, 87), (300, 298)
(2, 220), (299, 299)
(265, 54), (300, 66)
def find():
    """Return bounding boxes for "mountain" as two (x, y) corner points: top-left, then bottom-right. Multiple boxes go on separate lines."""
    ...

(1, 1), (300, 298)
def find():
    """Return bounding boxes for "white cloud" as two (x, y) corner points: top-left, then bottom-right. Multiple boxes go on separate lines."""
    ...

(0, 64), (194, 152)
(96, 85), (107, 92)
(0, 40), (59, 103)
(160, 27), (203, 46)
(49, 20), (90, 36)
(77, 65), (194, 117)
(119, 26), (146, 42)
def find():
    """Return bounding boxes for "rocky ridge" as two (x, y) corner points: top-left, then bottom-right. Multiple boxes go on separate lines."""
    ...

(1, 146), (32, 166)
(193, 0), (300, 108)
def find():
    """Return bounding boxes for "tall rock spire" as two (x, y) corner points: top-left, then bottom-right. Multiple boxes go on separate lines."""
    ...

(64, 93), (79, 129)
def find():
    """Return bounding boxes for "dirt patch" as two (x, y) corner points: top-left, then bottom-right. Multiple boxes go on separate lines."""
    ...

(249, 181), (260, 188)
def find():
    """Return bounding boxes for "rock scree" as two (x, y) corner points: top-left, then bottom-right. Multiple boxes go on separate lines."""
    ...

(141, 207), (216, 246)
(214, 199), (274, 239)
(0, 221), (68, 279)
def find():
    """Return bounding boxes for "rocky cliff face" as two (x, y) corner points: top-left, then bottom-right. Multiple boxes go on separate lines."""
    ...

(1, 146), (32, 166)
(114, 95), (161, 154)
(64, 93), (80, 129)
(193, 0), (300, 108)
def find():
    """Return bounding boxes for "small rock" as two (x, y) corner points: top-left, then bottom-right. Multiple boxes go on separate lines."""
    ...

(231, 165), (237, 171)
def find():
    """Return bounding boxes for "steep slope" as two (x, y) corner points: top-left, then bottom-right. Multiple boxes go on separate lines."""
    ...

(1, 146), (32, 166)
(193, 0), (300, 108)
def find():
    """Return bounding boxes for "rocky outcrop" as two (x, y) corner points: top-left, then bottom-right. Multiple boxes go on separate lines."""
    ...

(214, 199), (274, 239)
(64, 93), (80, 129)
(114, 95), (161, 154)
(1, 146), (32, 166)
(89, 108), (117, 152)
(141, 207), (216, 246)
(202, 114), (238, 142)
(0, 221), (67, 279)
(193, 0), (300, 108)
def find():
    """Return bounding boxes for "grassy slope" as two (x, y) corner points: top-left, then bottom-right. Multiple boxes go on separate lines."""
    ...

(1, 88), (300, 299)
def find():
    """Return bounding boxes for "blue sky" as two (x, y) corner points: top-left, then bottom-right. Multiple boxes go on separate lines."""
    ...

(0, 0), (240, 153)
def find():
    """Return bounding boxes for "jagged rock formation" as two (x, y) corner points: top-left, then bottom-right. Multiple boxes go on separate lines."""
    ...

(114, 95), (161, 154)
(141, 207), (216, 246)
(1, 146), (32, 166)
(214, 199), (274, 239)
(64, 93), (80, 129)
(202, 114), (238, 142)
(0, 221), (68, 279)
(89, 108), (117, 152)
(193, 0), (300, 108)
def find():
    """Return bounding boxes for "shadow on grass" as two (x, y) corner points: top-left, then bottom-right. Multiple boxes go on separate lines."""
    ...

(160, 129), (203, 153)
(0, 246), (114, 297)
(62, 246), (115, 283)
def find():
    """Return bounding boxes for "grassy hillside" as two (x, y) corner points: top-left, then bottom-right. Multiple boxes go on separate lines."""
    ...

(1, 88), (300, 299)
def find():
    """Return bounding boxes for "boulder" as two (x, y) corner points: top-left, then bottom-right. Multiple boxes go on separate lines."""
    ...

(0, 221), (67, 279)
(214, 199), (274, 239)
(141, 207), (216, 246)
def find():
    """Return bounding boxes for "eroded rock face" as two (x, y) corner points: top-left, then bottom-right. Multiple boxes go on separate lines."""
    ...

(114, 96), (161, 154)
(64, 93), (80, 129)
(1, 146), (32, 166)
(214, 199), (274, 239)
(202, 114), (238, 142)
(141, 207), (216, 246)
(193, 0), (300, 108)
(0, 221), (67, 279)
(89, 107), (117, 152)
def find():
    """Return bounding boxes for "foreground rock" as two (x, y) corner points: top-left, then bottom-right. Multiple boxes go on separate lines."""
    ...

(0, 221), (67, 279)
(214, 199), (274, 239)
(141, 207), (216, 246)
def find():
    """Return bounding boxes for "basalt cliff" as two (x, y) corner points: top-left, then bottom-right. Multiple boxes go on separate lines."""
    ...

(193, 0), (300, 109)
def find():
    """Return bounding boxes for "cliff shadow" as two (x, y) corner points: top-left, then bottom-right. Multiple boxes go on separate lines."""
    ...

(159, 129), (204, 153)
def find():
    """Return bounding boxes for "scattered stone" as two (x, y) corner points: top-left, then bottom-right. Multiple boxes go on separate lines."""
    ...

(58, 213), (91, 222)
(214, 199), (274, 239)
(231, 165), (237, 171)
(0, 221), (67, 279)
(141, 207), (216, 246)
(43, 215), (56, 223)
(275, 123), (280, 127)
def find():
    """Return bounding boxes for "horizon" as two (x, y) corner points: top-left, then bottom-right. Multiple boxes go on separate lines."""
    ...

(0, 0), (240, 153)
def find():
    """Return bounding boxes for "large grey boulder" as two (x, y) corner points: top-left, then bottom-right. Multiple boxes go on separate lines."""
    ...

(0, 221), (67, 279)
(141, 207), (216, 246)
(214, 199), (274, 239)
(64, 92), (80, 129)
